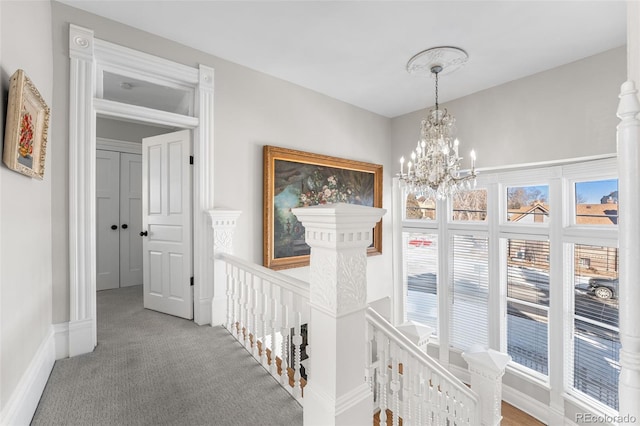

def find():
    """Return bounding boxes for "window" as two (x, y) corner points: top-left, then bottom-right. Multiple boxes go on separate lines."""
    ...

(506, 239), (550, 375)
(571, 244), (619, 410)
(398, 157), (619, 415)
(575, 179), (618, 225)
(452, 189), (488, 221)
(405, 193), (436, 220)
(404, 232), (438, 331)
(449, 235), (489, 350)
(506, 185), (549, 223)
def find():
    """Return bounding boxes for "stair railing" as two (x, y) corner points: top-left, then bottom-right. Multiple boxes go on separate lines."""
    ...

(366, 307), (481, 426)
(216, 252), (310, 404)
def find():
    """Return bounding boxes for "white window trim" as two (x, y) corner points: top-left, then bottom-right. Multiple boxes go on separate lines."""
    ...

(396, 155), (619, 418)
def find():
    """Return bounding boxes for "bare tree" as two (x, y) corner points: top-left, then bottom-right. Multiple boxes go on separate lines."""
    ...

(453, 189), (487, 221)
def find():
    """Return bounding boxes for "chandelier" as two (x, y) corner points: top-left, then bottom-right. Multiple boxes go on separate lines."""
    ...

(399, 47), (476, 200)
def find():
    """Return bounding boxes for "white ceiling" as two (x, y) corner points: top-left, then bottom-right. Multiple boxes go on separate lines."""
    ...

(61, 0), (627, 118)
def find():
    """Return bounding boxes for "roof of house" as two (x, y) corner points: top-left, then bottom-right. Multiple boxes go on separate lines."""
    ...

(508, 203), (550, 222)
(576, 203), (618, 225)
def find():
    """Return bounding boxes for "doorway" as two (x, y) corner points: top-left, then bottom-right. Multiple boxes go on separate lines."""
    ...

(69, 24), (215, 356)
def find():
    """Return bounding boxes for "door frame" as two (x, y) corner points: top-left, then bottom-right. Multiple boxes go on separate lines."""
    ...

(68, 24), (215, 356)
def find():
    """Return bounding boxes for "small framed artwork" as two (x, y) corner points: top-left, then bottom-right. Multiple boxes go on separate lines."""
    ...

(2, 69), (50, 179)
(263, 145), (383, 270)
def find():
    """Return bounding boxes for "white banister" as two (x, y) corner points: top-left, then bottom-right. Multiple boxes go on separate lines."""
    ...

(366, 307), (481, 426)
(462, 346), (511, 426)
(617, 80), (640, 421)
(292, 203), (386, 426)
(217, 251), (310, 404)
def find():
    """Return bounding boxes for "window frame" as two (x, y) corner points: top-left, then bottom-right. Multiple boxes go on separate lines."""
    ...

(396, 156), (620, 417)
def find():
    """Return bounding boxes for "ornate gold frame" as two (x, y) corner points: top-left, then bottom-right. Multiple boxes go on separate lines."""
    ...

(2, 69), (50, 179)
(263, 145), (383, 270)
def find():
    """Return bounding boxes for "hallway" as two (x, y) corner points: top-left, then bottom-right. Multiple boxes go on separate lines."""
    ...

(32, 286), (303, 425)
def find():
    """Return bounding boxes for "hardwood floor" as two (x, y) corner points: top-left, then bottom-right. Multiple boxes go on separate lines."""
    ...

(502, 401), (545, 426)
(373, 401), (545, 426)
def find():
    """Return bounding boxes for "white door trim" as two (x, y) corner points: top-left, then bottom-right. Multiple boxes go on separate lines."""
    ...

(68, 24), (215, 356)
(97, 138), (143, 155)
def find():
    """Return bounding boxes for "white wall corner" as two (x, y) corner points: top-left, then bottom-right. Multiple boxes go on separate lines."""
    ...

(53, 322), (70, 360)
(0, 328), (55, 426)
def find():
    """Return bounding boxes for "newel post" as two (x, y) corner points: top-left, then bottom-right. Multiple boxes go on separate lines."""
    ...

(462, 347), (511, 426)
(207, 209), (241, 326)
(617, 81), (640, 421)
(292, 203), (386, 426)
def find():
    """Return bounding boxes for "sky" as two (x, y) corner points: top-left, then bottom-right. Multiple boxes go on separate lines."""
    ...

(575, 179), (618, 204)
(508, 180), (618, 205)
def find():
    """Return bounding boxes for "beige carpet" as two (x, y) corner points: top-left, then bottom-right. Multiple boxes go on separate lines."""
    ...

(32, 285), (303, 426)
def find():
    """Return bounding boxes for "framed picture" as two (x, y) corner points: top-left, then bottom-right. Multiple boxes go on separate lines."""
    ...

(263, 145), (383, 270)
(2, 69), (50, 179)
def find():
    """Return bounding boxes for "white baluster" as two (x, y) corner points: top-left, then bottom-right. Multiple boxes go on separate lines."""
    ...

(365, 322), (376, 396)
(259, 282), (268, 367)
(269, 287), (278, 377)
(408, 357), (420, 426)
(376, 330), (389, 425)
(250, 275), (259, 358)
(241, 270), (250, 347)
(225, 262), (233, 332)
(280, 291), (291, 388)
(390, 343), (400, 426)
(232, 265), (241, 338)
(291, 305), (303, 400)
(398, 348), (410, 425)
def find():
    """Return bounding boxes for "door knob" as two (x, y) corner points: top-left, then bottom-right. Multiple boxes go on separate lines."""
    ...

(111, 225), (118, 230)
(121, 224), (128, 229)
(140, 231), (148, 237)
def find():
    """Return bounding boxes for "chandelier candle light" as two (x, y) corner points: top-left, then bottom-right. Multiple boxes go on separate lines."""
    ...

(399, 46), (477, 199)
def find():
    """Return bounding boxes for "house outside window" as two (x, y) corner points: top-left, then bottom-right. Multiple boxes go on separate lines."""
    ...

(398, 158), (619, 415)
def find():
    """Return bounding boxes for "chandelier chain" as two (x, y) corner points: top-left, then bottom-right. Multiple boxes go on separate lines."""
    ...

(434, 69), (439, 111)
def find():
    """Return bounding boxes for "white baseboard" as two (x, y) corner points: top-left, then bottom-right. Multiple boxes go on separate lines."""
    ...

(210, 296), (226, 326)
(68, 318), (94, 357)
(0, 327), (55, 426)
(195, 296), (212, 326)
(53, 322), (69, 360)
(502, 381), (551, 425)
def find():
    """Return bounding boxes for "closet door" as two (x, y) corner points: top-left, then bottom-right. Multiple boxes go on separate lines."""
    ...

(120, 153), (143, 287)
(96, 149), (120, 291)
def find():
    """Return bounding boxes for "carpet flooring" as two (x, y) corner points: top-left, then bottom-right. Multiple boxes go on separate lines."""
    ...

(31, 285), (303, 426)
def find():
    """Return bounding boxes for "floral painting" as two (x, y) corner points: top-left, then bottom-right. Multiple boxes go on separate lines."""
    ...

(2, 69), (50, 179)
(264, 145), (382, 270)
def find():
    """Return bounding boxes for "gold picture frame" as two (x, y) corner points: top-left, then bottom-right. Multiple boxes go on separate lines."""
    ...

(264, 145), (383, 270)
(2, 69), (50, 179)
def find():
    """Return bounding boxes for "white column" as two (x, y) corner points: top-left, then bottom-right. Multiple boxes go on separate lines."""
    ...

(292, 203), (386, 426)
(462, 347), (511, 426)
(207, 209), (241, 326)
(193, 64), (216, 325)
(68, 24), (97, 357)
(617, 80), (640, 421)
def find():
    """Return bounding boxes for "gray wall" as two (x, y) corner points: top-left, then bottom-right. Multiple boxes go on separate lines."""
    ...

(51, 2), (394, 323)
(391, 46), (625, 171)
(0, 0), (53, 411)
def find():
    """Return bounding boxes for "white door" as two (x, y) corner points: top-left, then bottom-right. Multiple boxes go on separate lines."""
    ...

(96, 149), (120, 291)
(120, 153), (143, 287)
(142, 130), (193, 319)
